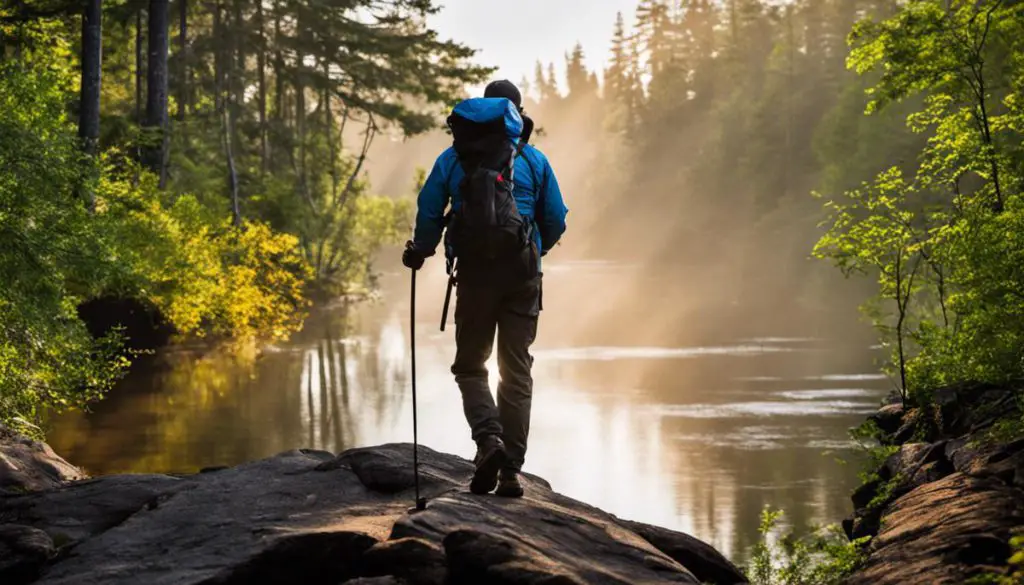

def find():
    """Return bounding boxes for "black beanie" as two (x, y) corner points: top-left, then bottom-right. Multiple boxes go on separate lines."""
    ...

(484, 79), (522, 110)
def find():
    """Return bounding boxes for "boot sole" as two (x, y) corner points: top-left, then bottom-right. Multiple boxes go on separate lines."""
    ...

(470, 447), (508, 495)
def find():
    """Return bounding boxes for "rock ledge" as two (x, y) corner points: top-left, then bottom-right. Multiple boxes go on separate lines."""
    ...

(0, 437), (747, 585)
(844, 383), (1024, 585)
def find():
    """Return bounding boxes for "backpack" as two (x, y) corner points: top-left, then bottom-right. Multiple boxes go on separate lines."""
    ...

(445, 98), (537, 278)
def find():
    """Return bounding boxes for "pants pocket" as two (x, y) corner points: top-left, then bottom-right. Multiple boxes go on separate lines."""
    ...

(522, 241), (540, 281)
(507, 277), (541, 319)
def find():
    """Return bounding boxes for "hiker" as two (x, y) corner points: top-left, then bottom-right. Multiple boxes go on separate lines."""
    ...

(402, 80), (568, 498)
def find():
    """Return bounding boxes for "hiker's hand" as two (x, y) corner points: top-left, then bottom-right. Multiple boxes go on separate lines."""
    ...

(402, 241), (426, 270)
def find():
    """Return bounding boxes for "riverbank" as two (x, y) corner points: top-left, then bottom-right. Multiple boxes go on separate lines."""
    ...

(843, 382), (1024, 584)
(0, 429), (747, 585)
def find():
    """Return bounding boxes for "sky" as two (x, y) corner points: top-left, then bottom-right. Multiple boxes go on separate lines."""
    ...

(427, 0), (641, 97)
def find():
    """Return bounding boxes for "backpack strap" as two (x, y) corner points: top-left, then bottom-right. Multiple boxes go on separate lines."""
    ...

(515, 141), (544, 247)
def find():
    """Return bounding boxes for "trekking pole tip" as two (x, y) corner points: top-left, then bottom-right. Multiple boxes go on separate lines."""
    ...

(408, 498), (428, 514)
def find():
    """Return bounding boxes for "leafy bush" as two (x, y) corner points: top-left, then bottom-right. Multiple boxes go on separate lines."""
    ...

(93, 163), (311, 341)
(0, 54), (129, 434)
(747, 508), (869, 585)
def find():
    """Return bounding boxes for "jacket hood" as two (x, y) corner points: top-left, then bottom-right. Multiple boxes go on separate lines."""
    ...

(451, 97), (523, 141)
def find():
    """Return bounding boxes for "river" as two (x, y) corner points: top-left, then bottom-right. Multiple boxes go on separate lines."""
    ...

(46, 258), (889, 563)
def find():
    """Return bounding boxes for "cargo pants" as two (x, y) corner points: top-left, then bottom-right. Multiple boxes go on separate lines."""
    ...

(451, 273), (541, 472)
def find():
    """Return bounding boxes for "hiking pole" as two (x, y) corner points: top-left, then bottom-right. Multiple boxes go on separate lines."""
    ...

(410, 267), (427, 512)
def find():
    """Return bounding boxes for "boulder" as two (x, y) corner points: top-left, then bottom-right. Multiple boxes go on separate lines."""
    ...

(618, 520), (748, 585)
(869, 403), (906, 437)
(946, 437), (1024, 487)
(846, 385), (1024, 584)
(0, 426), (85, 494)
(0, 524), (55, 585)
(359, 537), (446, 585)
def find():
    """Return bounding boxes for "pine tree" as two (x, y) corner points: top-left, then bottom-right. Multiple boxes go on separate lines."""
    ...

(565, 42), (590, 100)
(546, 62), (560, 99)
(533, 61), (548, 101)
(605, 12), (629, 104)
(144, 0), (169, 186)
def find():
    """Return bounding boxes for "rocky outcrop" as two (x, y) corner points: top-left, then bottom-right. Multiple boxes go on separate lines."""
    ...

(0, 425), (85, 494)
(0, 441), (747, 585)
(844, 383), (1024, 585)
(0, 524), (56, 585)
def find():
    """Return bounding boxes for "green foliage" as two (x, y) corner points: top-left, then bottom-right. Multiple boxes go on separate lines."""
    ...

(0, 53), (128, 434)
(813, 0), (1024, 400)
(92, 162), (311, 340)
(0, 24), (310, 431)
(814, 168), (930, 400)
(746, 508), (869, 585)
(848, 419), (899, 483)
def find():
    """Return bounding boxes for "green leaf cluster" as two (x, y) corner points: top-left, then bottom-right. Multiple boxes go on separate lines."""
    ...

(746, 507), (869, 585)
(0, 51), (128, 433)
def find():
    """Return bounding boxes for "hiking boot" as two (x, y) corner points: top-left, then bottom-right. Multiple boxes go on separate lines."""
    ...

(495, 469), (524, 498)
(470, 435), (508, 495)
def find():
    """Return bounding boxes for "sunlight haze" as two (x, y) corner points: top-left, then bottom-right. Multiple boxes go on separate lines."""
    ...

(429, 0), (640, 94)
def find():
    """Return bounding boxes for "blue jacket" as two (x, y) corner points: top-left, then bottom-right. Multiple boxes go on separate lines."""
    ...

(413, 98), (568, 264)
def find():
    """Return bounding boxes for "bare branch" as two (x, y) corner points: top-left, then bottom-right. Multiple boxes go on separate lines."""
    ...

(335, 113), (377, 210)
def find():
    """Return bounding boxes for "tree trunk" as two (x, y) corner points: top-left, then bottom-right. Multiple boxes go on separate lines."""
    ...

(214, 1), (240, 226)
(176, 0), (186, 121)
(79, 0), (102, 157)
(977, 80), (1004, 213)
(231, 0), (244, 159)
(79, 0), (102, 212)
(273, 2), (284, 122)
(324, 75), (336, 204)
(296, 69), (306, 195)
(135, 7), (144, 153)
(223, 106), (241, 226)
(144, 0), (170, 186)
(213, 2), (222, 113)
(256, 0), (268, 174)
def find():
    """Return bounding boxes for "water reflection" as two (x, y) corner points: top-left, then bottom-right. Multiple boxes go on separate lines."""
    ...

(46, 262), (887, 563)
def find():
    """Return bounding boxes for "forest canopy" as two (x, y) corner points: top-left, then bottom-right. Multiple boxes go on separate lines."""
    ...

(0, 0), (488, 432)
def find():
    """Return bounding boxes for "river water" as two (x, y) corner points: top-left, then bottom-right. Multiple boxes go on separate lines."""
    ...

(47, 259), (888, 562)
